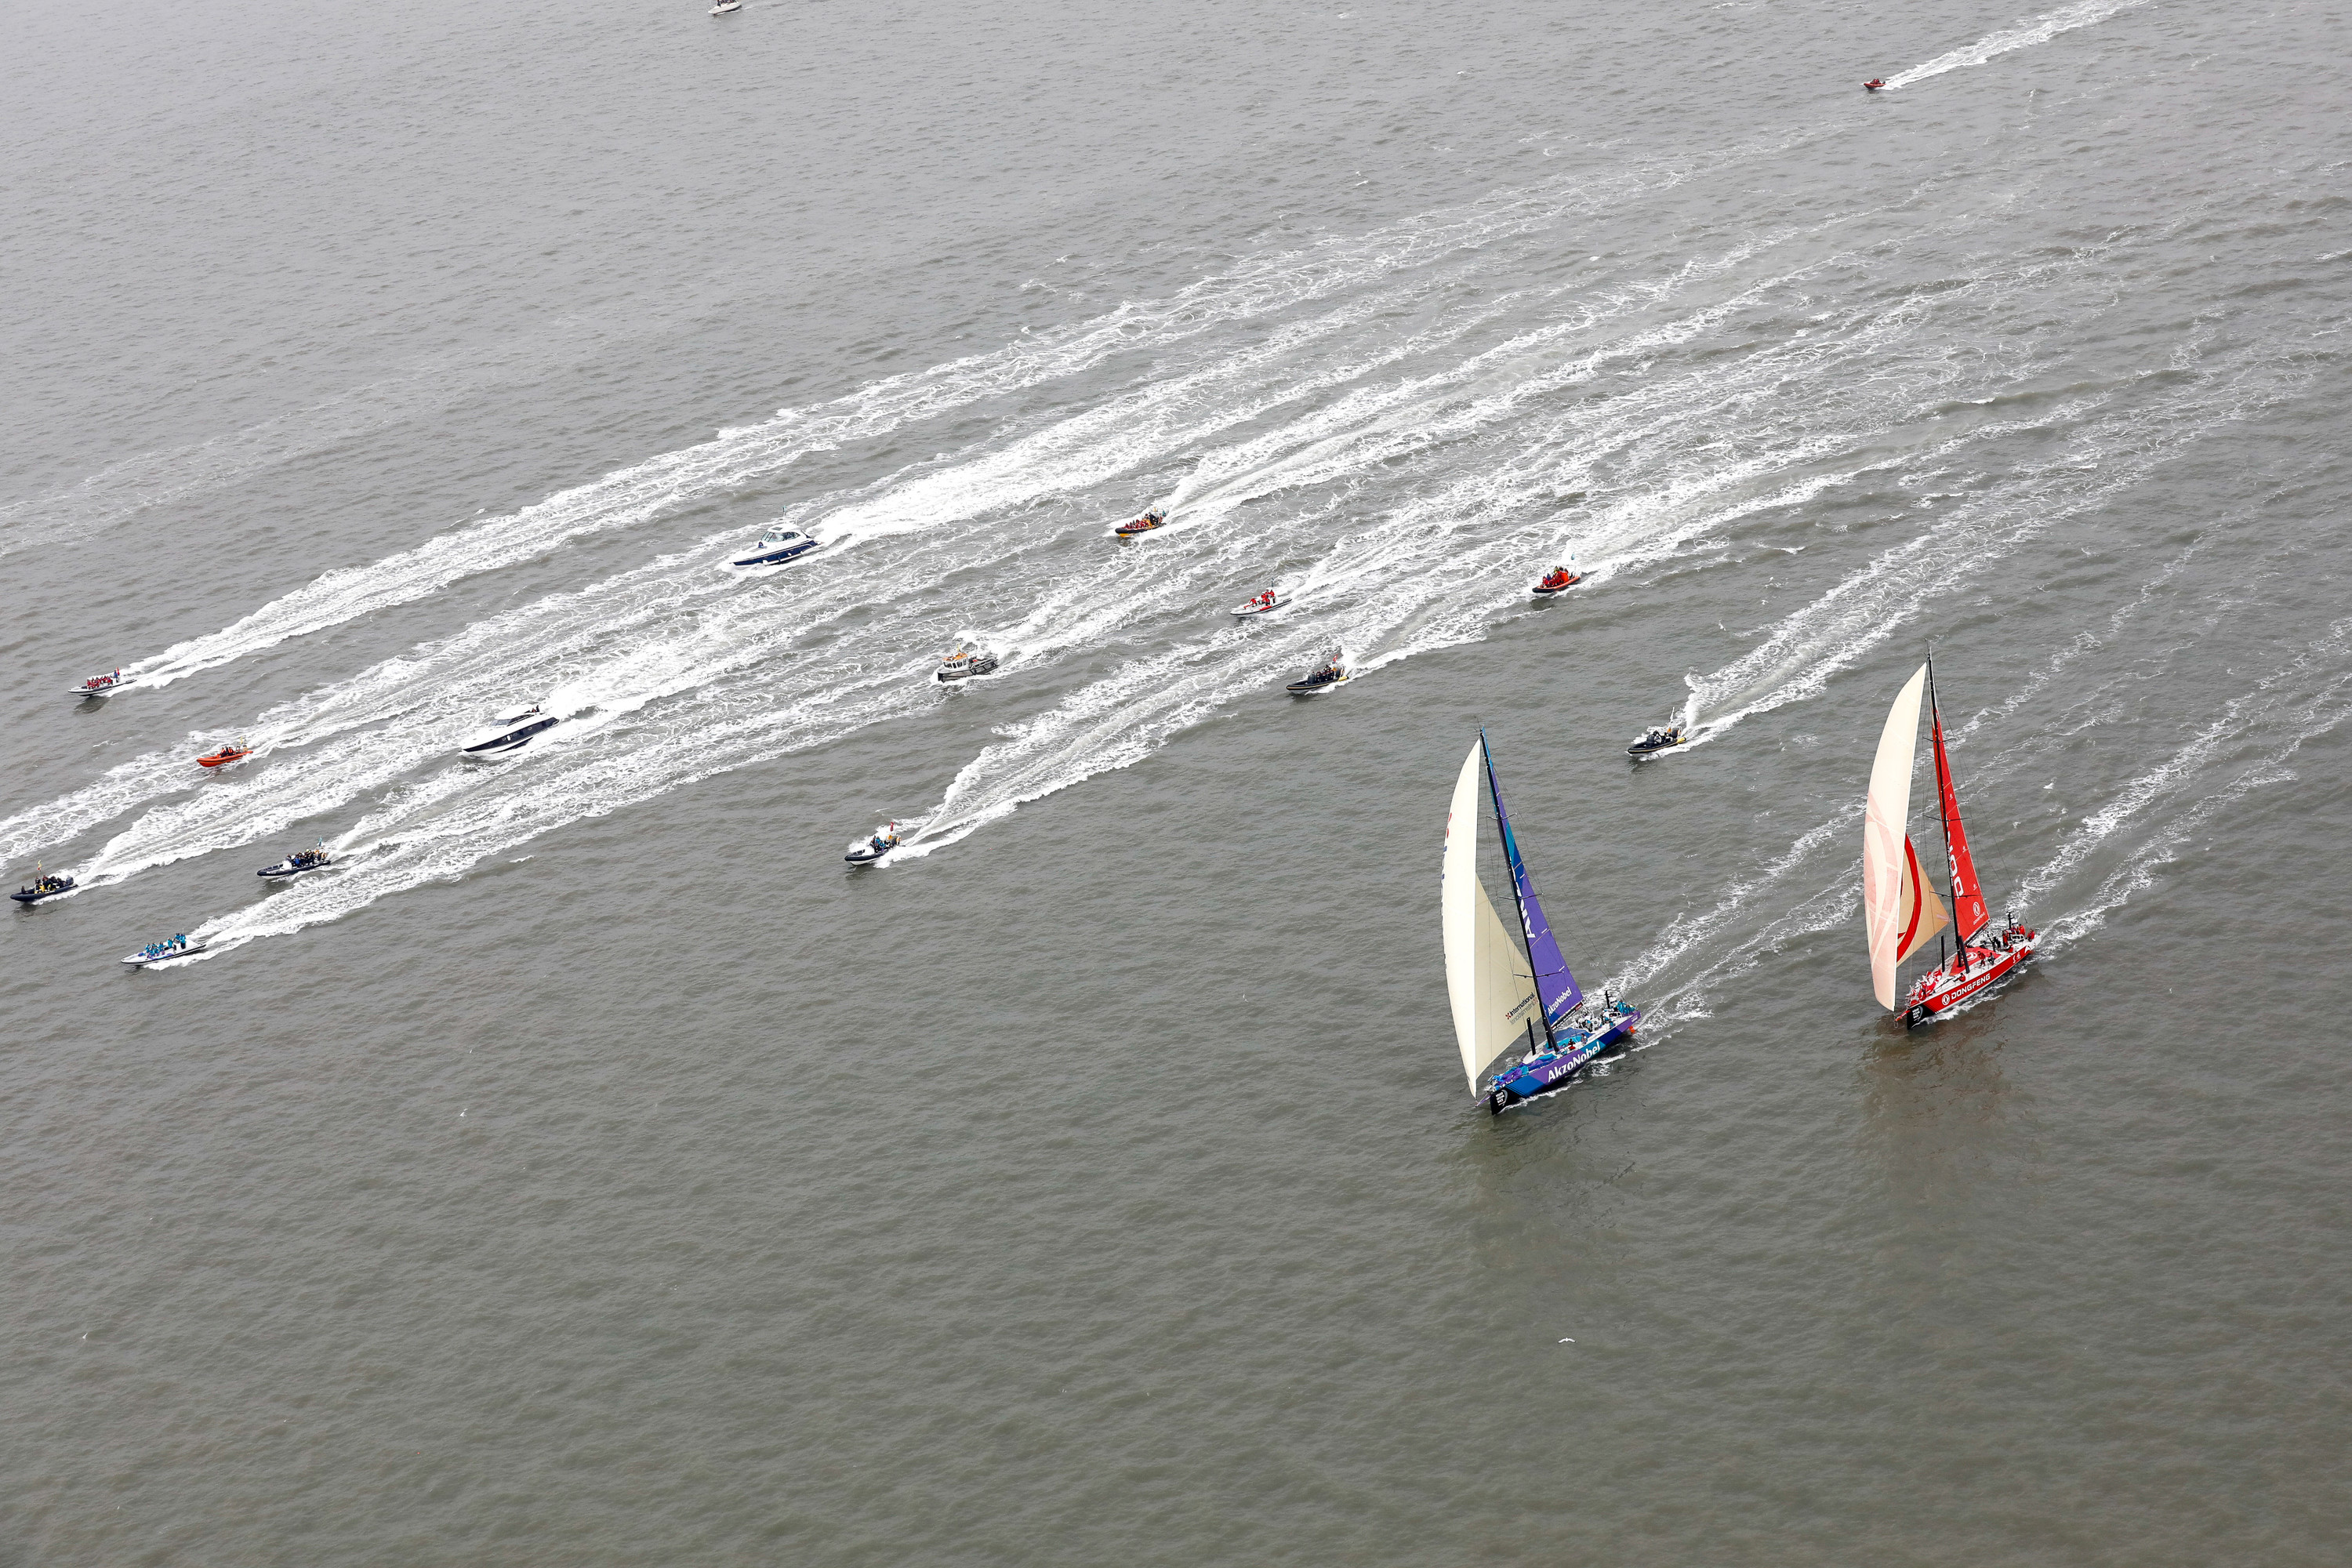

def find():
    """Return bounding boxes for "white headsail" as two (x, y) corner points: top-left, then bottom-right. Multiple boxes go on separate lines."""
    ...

(1863, 664), (1948, 1007)
(1443, 741), (1541, 1091)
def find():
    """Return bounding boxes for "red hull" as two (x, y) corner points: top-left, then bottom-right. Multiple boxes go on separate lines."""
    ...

(1903, 922), (2037, 1028)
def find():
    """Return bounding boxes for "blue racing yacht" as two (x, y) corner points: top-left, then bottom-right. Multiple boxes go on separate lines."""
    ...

(1442, 731), (1641, 1115)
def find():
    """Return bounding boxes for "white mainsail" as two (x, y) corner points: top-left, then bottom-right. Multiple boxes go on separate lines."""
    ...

(1863, 664), (1949, 1007)
(1443, 741), (1541, 1091)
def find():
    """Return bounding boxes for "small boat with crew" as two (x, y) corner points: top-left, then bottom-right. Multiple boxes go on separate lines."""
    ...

(1444, 731), (1642, 1115)
(123, 933), (206, 967)
(198, 739), (253, 769)
(71, 669), (128, 699)
(845, 821), (901, 866)
(258, 844), (333, 879)
(1863, 656), (2038, 1029)
(1232, 590), (1287, 618)
(1532, 564), (1584, 597)
(462, 704), (560, 757)
(12, 869), (75, 906)
(1864, 78), (1886, 92)
(731, 525), (818, 568)
(711, 0), (742, 12)
(1112, 508), (1167, 539)
(935, 644), (1000, 683)
(1285, 650), (1349, 696)
(1626, 723), (1687, 759)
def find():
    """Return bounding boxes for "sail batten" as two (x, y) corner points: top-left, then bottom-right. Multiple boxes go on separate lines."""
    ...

(1482, 742), (1584, 1026)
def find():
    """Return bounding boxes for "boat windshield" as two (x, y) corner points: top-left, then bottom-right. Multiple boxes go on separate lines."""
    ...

(762, 530), (801, 544)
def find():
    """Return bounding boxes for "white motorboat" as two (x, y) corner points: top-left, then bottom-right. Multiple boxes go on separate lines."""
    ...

(123, 935), (207, 967)
(1231, 592), (1287, 618)
(935, 644), (1000, 683)
(70, 669), (129, 699)
(731, 526), (818, 568)
(711, 0), (742, 13)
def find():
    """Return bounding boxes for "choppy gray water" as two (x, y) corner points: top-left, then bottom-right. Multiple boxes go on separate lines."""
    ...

(5, 0), (2350, 1560)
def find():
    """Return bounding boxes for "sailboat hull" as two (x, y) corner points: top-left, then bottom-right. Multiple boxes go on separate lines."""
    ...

(1484, 1007), (1641, 1113)
(1902, 930), (2037, 1028)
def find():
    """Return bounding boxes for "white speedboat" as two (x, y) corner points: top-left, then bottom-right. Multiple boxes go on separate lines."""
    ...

(935, 644), (1000, 682)
(123, 935), (206, 967)
(845, 822), (900, 866)
(1232, 593), (1287, 618)
(71, 669), (129, 699)
(711, 0), (742, 13)
(731, 527), (818, 568)
(462, 705), (561, 756)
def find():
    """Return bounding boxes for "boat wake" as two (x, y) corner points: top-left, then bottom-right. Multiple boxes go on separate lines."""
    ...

(8, 103), (2341, 972)
(1880, 0), (2151, 91)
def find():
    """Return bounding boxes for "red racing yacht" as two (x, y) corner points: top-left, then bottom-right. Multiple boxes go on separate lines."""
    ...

(1862, 657), (2036, 1029)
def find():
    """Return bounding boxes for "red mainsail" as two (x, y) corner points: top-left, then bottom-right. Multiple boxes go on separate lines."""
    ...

(1929, 709), (1989, 942)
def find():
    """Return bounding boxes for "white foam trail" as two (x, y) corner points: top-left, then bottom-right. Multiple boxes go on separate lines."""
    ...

(859, 250), (2299, 862)
(2022, 619), (2352, 913)
(112, 407), (1671, 913)
(0, 335), (573, 561)
(1882, 0), (2150, 89)
(111, 151), (1736, 690)
(1951, 537), (2211, 742)
(0, 531), (749, 865)
(2035, 753), (2305, 956)
(1614, 811), (1856, 996)
(174, 675), (921, 958)
(68, 564), (887, 889)
(804, 281), (1521, 550)
(0, 223), (1875, 873)
(1679, 359), (2312, 746)
(895, 358), (1991, 856)
(38, 157), (2326, 953)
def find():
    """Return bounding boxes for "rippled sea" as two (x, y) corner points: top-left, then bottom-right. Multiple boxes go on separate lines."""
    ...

(5, 0), (2350, 1560)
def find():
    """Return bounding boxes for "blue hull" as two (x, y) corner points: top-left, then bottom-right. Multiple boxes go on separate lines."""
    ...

(1486, 1007), (1641, 1115)
(731, 540), (818, 568)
